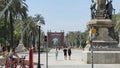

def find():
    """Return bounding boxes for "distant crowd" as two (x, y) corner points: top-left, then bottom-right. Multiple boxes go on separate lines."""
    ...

(55, 46), (72, 60)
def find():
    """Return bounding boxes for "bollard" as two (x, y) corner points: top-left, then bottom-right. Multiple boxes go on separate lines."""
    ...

(29, 47), (34, 68)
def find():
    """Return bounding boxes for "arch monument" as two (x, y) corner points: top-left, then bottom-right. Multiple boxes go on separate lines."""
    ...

(47, 31), (64, 48)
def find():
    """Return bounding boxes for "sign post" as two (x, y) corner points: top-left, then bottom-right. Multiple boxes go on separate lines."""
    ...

(89, 27), (96, 68)
(44, 36), (48, 68)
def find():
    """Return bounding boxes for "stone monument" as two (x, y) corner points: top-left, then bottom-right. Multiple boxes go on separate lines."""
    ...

(16, 40), (28, 52)
(83, 0), (120, 64)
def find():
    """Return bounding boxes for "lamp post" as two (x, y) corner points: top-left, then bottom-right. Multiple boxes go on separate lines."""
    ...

(37, 20), (41, 68)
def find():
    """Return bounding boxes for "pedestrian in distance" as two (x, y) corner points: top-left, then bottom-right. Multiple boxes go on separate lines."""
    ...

(68, 46), (72, 60)
(1, 44), (8, 57)
(63, 46), (67, 60)
(2, 45), (6, 56)
(55, 47), (59, 60)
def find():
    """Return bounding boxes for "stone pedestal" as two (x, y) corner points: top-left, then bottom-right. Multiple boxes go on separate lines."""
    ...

(86, 19), (118, 50)
(83, 51), (120, 64)
(83, 19), (120, 64)
(85, 41), (119, 51)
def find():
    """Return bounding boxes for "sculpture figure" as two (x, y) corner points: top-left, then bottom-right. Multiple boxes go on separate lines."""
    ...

(90, 0), (96, 19)
(106, 0), (114, 19)
(91, 0), (107, 19)
(90, 0), (114, 19)
(96, 0), (106, 10)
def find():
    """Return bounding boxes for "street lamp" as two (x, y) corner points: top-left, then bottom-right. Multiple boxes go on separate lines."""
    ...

(37, 20), (41, 68)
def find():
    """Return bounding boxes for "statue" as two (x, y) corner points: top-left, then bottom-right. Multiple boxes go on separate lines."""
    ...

(90, 0), (114, 19)
(96, 0), (106, 10)
(106, 0), (114, 19)
(90, 0), (107, 19)
(90, 0), (96, 19)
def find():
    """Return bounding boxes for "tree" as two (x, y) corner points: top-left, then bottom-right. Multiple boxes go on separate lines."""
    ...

(115, 14), (120, 45)
(114, 13), (120, 46)
(65, 31), (81, 48)
(8, 0), (28, 48)
(34, 14), (45, 50)
(65, 30), (89, 48)
(0, 0), (11, 47)
(0, 17), (5, 44)
(114, 13), (120, 32)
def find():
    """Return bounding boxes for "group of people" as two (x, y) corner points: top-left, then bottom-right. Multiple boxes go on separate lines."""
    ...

(1, 45), (20, 67)
(63, 46), (72, 60)
(55, 46), (72, 60)
(1, 45), (19, 58)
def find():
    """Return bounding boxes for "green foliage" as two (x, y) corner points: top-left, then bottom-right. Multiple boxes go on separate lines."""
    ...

(54, 41), (59, 46)
(113, 13), (120, 31)
(0, 1), (44, 48)
(81, 39), (86, 48)
(113, 13), (120, 42)
(65, 30), (89, 48)
(0, 1), (46, 50)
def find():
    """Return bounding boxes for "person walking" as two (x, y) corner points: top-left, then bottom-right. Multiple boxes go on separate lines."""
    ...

(55, 48), (59, 60)
(63, 46), (67, 60)
(2, 44), (7, 57)
(68, 46), (72, 60)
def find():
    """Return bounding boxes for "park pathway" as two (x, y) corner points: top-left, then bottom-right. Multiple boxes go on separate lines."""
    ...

(33, 48), (120, 68)
(1, 48), (120, 68)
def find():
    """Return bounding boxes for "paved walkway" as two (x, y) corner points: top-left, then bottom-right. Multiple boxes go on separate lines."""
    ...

(40, 49), (120, 68)
(33, 49), (120, 68)
(46, 49), (83, 65)
(1, 49), (120, 68)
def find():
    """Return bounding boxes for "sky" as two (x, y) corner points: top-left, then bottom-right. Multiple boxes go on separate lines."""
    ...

(26, 0), (120, 35)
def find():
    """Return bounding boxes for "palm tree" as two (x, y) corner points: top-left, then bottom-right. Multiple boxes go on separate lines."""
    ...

(0, 0), (28, 49)
(34, 14), (45, 25)
(0, 0), (11, 47)
(35, 14), (45, 46)
(21, 15), (45, 50)
(8, 0), (28, 48)
(0, 0), (12, 18)
(65, 32), (75, 47)
(22, 16), (36, 48)
(0, 17), (5, 44)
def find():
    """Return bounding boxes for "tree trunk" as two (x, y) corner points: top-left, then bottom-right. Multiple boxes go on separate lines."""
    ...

(10, 11), (14, 48)
(4, 10), (7, 46)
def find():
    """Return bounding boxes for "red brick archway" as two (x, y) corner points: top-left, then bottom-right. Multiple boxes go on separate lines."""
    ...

(47, 32), (64, 48)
